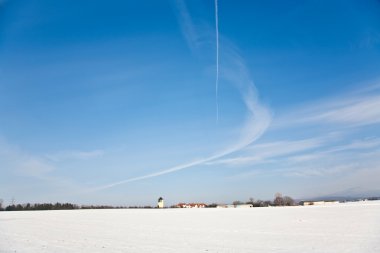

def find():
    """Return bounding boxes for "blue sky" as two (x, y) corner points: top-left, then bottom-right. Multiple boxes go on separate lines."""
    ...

(1, 0), (380, 206)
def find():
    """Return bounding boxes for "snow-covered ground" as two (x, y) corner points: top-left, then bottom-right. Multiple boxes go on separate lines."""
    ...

(1, 201), (379, 253)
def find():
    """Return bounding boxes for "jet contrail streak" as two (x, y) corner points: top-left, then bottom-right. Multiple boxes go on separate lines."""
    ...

(215, 0), (219, 123)
(88, 0), (272, 192)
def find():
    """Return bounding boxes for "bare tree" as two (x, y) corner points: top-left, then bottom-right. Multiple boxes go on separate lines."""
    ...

(263, 200), (272, 207)
(273, 192), (284, 206)
(283, 196), (295, 206)
(0, 198), (3, 211)
(246, 197), (254, 205)
(254, 199), (263, 207)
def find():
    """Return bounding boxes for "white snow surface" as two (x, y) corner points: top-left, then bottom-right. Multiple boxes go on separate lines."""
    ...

(1, 201), (380, 253)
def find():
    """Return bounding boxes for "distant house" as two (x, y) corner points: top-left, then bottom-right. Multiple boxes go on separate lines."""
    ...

(218, 204), (234, 208)
(157, 197), (164, 208)
(235, 204), (253, 208)
(301, 200), (339, 206)
(216, 204), (252, 208)
(176, 203), (206, 208)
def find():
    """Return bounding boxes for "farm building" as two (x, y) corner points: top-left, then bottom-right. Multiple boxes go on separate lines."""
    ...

(216, 204), (253, 208)
(301, 200), (339, 206)
(176, 203), (207, 208)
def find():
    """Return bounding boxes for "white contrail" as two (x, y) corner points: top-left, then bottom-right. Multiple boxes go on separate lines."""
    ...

(88, 0), (271, 192)
(215, 0), (220, 123)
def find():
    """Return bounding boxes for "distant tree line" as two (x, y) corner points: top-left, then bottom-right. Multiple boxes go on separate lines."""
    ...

(0, 202), (155, 211)
(234, 193), (296, 207)
(4, 203), (79, 211)
(81, 205), (126, 209)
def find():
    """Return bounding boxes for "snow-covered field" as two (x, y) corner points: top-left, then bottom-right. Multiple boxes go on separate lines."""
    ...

(1, 201), (379, 253)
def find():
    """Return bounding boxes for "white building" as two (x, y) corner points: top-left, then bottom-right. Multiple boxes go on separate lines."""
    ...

(235, 204), (253, 208)
(302, 200), (339, 206)
(157, 197), (164, 208)
(216, 204), (236, 208)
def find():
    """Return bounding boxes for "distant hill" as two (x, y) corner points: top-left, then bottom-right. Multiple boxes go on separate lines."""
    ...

(298, 187), (380, 202)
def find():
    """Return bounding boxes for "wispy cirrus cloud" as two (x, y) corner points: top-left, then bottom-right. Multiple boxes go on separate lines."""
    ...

(220, 135), (380, 198)
(221, 136), (380, 198)
(174, 0), (201, 51)
(285, 138), (380, 165)
(216, 136), (380, 179)
(208, 136), (327, 166)
(0, 137), (104, 178)
(277, 139), (380, 180)
(210, 81), (380, 197)
(276, 85), (380, 128)
(0, 138), (54, 177)
(45, 150), (104, 162)
(326, 137), (380, 152)
(0, 137), (104, 203)
(281, 148), (380, 197)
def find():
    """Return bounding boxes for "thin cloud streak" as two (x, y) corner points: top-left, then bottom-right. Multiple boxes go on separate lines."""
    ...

(209, 137), (326, 166)
(305, 96), (380, 126)
(215, 134), (380, 191)
(212, 135), (380, 167)
(285, 150), (380, 179)
(91, 1), (271, 191)
(275, 85), (380, 128)
(322, 138), (380, 153)
(273, 138), (380, 180)
(174, 0), (200, 52)
(45, 150), (105, 162)
(287, 138), (380, 164)
(215, 0), (219, 123)
(226, 146), (380, 198)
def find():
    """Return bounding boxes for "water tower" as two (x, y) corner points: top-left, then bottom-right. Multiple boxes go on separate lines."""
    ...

(157, 197), (164, 208)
